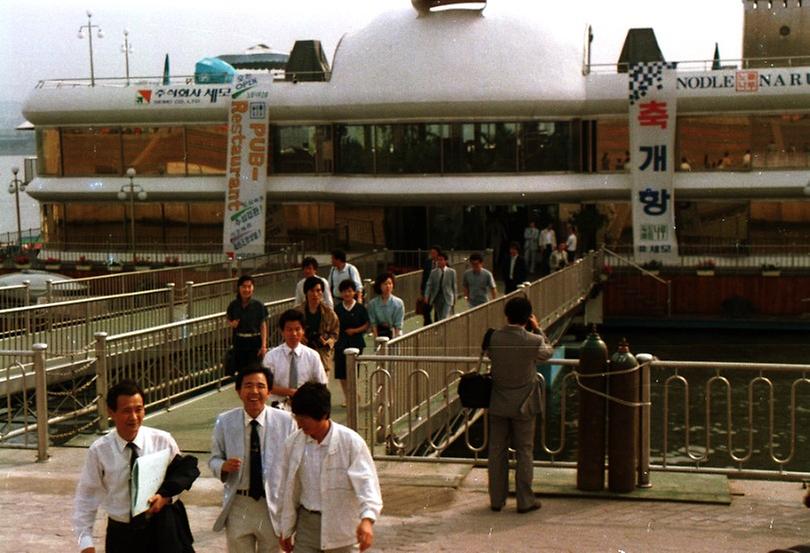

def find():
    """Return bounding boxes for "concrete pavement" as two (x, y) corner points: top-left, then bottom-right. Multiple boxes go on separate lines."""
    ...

(1, 443), (808, 553)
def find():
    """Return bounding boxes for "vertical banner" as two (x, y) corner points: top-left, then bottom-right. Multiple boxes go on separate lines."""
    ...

(629, 62), (679, 262)
(223, 74), (269, 256)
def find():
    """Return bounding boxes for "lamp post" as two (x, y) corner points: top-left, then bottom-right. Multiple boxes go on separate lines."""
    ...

(8, 167), (26, 248)
(77, 11), (103, 86)
(117, 168), (147, 255)
(121, 29), (132, 85)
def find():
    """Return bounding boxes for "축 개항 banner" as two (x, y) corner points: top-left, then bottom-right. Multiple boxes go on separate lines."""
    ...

(628, 62), (679, 263)
(223, 74), (269, 256)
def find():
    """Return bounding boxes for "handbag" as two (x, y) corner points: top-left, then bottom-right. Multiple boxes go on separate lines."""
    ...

(457, 328), (496, 409)
(458, 371), (492, 408)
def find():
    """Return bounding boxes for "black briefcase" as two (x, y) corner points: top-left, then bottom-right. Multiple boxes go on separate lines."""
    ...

(457, 371), (492, 408)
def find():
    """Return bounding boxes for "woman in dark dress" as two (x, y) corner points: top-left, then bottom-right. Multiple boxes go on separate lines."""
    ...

(225, 275), (268, 374)
(334, 279), (369, 406)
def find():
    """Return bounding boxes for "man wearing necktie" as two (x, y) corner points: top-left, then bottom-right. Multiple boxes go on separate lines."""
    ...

(503, 242), (528, 294)
(262, 310), (328, 409)
(424, 251), (457, 322)
(73, 380), (185, 553)
(210, 364), (297, 552)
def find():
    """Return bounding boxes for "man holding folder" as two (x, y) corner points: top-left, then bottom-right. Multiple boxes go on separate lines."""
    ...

(73, 379), (198, 553)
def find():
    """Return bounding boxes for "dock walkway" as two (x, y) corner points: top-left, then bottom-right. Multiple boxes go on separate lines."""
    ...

(2, 442), (808, 552)
(2, 383), (808, 552)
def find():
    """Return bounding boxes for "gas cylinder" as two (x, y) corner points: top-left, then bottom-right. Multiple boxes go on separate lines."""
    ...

(576, 327), (608, 491)
(608, 339), (639, 493)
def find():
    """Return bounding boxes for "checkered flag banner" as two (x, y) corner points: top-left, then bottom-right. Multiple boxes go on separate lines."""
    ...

(628, 62), (677, 105)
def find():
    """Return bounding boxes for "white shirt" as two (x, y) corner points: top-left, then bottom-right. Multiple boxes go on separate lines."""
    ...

(294, 276), (334, 309)
(327, 263), (363, 298)
(540, 228), (556, 248)
(262, 342), (327, 404)
(566, 232), (577, 253)
(280, 422), (382, 550)
(238, 408), (267, 490)
(73, 426), (180, 551)
(298, 424), (331, 511)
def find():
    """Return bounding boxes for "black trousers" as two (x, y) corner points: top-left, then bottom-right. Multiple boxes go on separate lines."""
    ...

(106, 518), (149, 553)
(232, 335), (262, 373)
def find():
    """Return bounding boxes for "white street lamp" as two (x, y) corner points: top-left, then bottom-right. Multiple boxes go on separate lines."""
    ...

(8, 167), (27, 248)
(77, 11), (103, 86)
(121, 29), (133, 85)
(117, 167), (147, 253)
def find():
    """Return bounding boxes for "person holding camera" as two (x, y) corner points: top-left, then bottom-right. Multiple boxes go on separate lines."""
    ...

(295, 276), (339, 375)
(487, 296), (553, 514)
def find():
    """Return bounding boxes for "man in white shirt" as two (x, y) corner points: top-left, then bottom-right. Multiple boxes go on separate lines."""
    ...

(279, 382), (382, 553)
(566, 225), (578, 263)
(262, 309), (328, 408)
(209, 364), (297, 553)
(73, 380), (183, 553)
(327, 249), (363, 303)
(539, 223), (556, 275)
(294, 257), (333, 309)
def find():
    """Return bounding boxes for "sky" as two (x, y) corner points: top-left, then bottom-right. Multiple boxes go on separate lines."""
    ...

(0, 0), (744, 110)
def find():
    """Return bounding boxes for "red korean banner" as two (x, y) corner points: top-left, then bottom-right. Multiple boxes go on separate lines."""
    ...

(223, 74), (269, 256)
(629, 62), (679, 262)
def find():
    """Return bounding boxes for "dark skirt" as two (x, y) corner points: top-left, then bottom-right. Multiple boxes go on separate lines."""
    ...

(334, 346), (364, 380)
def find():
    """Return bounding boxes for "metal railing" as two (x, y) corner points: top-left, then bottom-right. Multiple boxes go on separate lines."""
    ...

(44, 248), (301, 302)
(603, 247), (672, 317)
(348, 350), (810, 480)
(0, 284), (31, 310)
(0, 286), (176, 356)
(0, 344), (49, 461)
(0, 228), (41, 248)
(606, 244), (810, 271)
(586, 55), (810, 75)
(654, 358), (810, 479)
(0, 296), (296, 450)
(93, 296), (295, 430)
(186, 268), (301, 318)
(346, 252), (600, 434)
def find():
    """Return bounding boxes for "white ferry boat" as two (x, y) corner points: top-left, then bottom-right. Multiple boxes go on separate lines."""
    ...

(20, 0), (810, 256)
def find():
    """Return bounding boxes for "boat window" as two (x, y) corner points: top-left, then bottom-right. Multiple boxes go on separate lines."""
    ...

(521, 121), (576, 172)
(676, 116), (752, 171)
(36, 128), (61, 176)
(272, 125), (334, 174)
(61, 127), (122, 176)
(336, 125), (374, 174)
(186, 125), (227, 175)
(123, 127), (186, 176)
(374, 123), (444, 174)
(595, 119), (629, 173)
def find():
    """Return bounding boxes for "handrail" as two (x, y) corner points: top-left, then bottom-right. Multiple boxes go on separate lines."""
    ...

(602, 246), (672, 318)
(586, 55), (810, 75)
(602, 247), (668, 284)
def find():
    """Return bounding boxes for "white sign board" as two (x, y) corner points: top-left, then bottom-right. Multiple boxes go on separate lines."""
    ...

(223, 74), (269, 256)
(629, 62), (679, 262)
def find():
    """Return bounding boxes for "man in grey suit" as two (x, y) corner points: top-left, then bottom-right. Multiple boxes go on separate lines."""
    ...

(210, 363), (297, 552)
(486, 296), (553, 513)
(424, 251), (457, 321)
